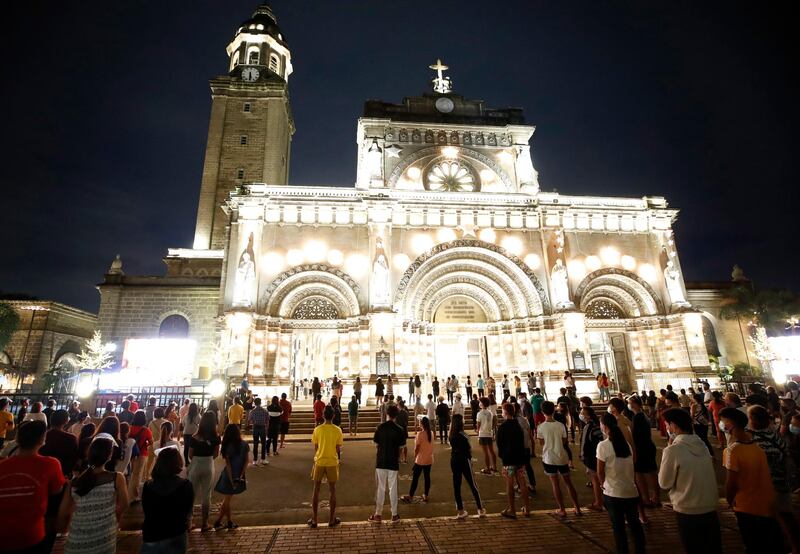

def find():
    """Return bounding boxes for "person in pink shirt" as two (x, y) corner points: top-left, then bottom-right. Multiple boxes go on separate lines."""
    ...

(401, 416), (434, 503)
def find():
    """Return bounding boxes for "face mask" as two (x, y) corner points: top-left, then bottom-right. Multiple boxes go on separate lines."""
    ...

(790, 425), (800, 435)
(578, 414), (586, 423)
(607, 406), (614, 414)
(667, 429), (675, 440)
(719, 421), (730, 433)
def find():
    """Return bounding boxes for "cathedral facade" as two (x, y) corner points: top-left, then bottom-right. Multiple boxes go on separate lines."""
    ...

(96, 4), (751, 398)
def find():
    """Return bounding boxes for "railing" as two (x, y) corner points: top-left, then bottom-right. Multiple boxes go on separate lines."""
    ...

(2, 386), (210, 418)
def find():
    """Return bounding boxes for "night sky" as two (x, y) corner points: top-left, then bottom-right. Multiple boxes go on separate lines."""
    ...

(2, 1), (797, 313)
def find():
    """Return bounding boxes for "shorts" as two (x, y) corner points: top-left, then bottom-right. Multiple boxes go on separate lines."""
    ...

(280, 421), (290, 434)
(478, 437), (493, 446)
(311, 464), (339, 484)
(585, 467), (597, 477)
(543, 462), (570, 476)
(504, 465), (524, 475)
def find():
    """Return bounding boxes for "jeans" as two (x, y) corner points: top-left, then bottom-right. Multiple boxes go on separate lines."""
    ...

(409, 464), (431, 497)
(675, 511), (722, 554)
(447, 390), (454, 403)
(182, 434), (192, 465)
(438, 420), (448, 443)
(140, 533), (188, 553)
(267, 425), (279, 454)
(451, 459), (482, 511)
(735, 511), (784, 553)
(603, 495), (645, 554)
(188, 455), (214, 524)
(252, 426), (266, 460)
(375, 468), (398, 516)
(355, 391), (362, 405)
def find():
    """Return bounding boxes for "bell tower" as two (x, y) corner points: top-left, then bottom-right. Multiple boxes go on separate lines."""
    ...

(193, 2), (295, 250)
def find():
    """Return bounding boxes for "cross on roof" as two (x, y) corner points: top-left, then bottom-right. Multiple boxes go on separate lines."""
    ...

(429, 58), (452, 94)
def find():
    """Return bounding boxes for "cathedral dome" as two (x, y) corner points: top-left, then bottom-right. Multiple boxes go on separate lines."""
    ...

(235, 3), (286, 46)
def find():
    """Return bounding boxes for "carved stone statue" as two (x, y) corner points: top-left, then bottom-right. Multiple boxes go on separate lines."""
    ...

(551, 258), (572, 309)
(731, 264), (748, 283)
(234, 233), (256, 307)
(108, 254), (123, 275)
(371, 237), (390, 306)
(664, 260), (688, 306)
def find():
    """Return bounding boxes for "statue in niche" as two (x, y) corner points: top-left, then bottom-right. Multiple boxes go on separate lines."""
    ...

(463, 132), (472, 145)
(399, 129), (409, 142)
(551, 258), (572, 309)
(664, 260), (688, 306)
(450, 131), (460, 144)
(424, 130), (434, 143)
(437, 130), (447, 144)
(412, 129), (421, 143)
(371, 237), (391, 306)
(475, 133), (485, 145)
(487, 133), (497, 146)
(234, 233), (256, 307)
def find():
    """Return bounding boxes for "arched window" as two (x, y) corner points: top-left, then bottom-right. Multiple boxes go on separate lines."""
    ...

(247, 46), (260, 65)
(702, 316), (721, 357)
(230, 51), (240, 71)
(585, 299), (624, 320)
(159, 314), (190, 338)
(424, 159), (479, 192)
(292, 298), (339, 320)
(269, 53), (280, 74)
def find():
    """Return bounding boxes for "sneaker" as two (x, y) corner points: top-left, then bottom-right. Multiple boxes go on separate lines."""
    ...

(263, 458), (270, 465)
(456, 510), (468, 519)
(391, 515), (400, 522)
(477, 508), (487, 518)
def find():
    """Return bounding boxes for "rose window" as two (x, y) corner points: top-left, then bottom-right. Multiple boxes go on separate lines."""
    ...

(424, 160), (479, 192)
(585, 299), (624, 320)
(292, 298), (340, 320)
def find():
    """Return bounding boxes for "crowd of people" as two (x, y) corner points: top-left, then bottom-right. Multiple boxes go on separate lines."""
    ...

(0, 376), (798, 553)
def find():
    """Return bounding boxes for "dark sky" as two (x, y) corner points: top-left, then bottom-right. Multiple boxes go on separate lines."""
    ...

(1, 1), (797, 313)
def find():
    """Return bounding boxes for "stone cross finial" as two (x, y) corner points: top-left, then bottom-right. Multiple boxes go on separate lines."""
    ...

(429, 58), (452, 93)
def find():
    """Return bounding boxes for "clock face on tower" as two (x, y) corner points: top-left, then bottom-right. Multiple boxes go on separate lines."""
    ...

(241, 67), (260, 82)
(435, 97), (454, 113)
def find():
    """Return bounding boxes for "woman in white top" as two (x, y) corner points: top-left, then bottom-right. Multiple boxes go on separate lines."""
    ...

(23, 402), (48, 424)
(452, 394), (465, 417)
(597, 413), (645, 554)
(115, 422), (137, 477)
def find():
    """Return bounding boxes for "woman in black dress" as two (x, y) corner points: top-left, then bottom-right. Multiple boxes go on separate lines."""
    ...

(449, 414), (486, 518)
(628, 395), (660, 508)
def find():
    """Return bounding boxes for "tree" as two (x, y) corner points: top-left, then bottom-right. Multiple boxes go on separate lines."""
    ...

(0, 302), (20, 353)
(77, 330), (115, 372)
(719, 285), (800, 337)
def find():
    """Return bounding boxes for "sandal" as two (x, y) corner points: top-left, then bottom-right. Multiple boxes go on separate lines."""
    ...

(328, 517), (341, 528)
(573, 509), (583, 517)
(227, 521), (239, 529)
(553, 510), (567, 519)
(480, 468), (493, 475)
(307, 519), (317, 528)
(501, 509), (517, 519)
(400, 495), (413, 503)
(368, 514), (382, 523)
(213, 520), (224, 530)
(521, 507), (531, 518)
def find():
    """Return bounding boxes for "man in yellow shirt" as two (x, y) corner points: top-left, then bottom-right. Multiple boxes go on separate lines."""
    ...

(309, 405), (343, 528)
(227, 397), (244, 427)
(0, 398), (14, 448)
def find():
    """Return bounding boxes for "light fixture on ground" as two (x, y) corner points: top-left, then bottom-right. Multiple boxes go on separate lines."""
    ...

(75, 375), (95, 399)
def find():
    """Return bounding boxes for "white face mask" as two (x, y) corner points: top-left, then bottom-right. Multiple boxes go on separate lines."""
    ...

(607, 406), (614, 414)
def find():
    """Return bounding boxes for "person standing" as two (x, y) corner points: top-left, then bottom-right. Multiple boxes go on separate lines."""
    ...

(213, 424), (250, 530)
(720, 406), (783, 553)
(445, 377), (454, 404)
(476, 375), (485, 398)
(42, 399), (56, 427)
(690, 393), (714, 456)
(279, 393), (292, 448)
(449, 414), (486, 518)
(470, 394), (480, 430)
(496, 403), (530, 518)
(431, 376), (440, 400)
(659, 408), (722, 554)
(144, 397), (157, 424)
(119, 401), (134, 425)
(375, 377), (385, 405)
(476, 397), (498, 474)
(227, 397), (244, 428)
(531, 388), (546, 429)
(23, 401), (48, 424)
(180, 403), (200, 466)
(396, 400), (410, 464)
(0, 421), (66, 552)
(248, 397), (268, 466)
(486, 375), (496, 400)
(628, 396), (659, 507)
(266, 396), (283, 458)
(68, 411), (89, 439)
(514, 402), (536, 493)
(465, 377), (473, 401)
(452, 394), (465, 418)
(145, 407), (167, 477)
(408, 377), (415, 404)
(39, 409), (79, 478)
(538, 401), (581, 518)
(401, 416), (434, 503)
(58, 435), (128, 554)
(354, 376), (363, 405)
(347, 395), (359, 436)
(414, 375), (422, 404)
(435, 397), (451, 444)
(425, 394), (436, 428)
(597, 413), (645, 554)
(580, 406), (605, 511)
(313, 394), (326, 426)
(514, 375), (522, 399)
(369, 404), (405, 523)
(141, 448), (194, 552)
(312, 377), (322, 400)
(128, 411), (153, 503)
(501, 375), (510, 402)
(188, 412), (220, 531)
(309, 405), (344, 528)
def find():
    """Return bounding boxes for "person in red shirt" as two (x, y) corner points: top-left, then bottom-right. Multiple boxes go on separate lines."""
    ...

(313, 394), (326, 426)
(127, 394), (139, 413)
(279, 392), (293, 448)
(0, 420), (66, 551)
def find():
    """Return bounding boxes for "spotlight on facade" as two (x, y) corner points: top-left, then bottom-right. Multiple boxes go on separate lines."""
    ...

(407, 167), (421, 180)
(411, 234), (435, 255)
(638, 263), (657, 282)
(479, 169), (495, 183)
(524, 253), (541, 270)
(208, 378), (226, 397)
(500, 235), (523, 256)
(345, 254), (369, 278)
(75, 376), (95, 399)
(393, 253), (411, 270)
(437, 228), (457, 243)
(327, 249), (344, 266)
(442, 146), (459, 159)
(261, 252), (285, 273)
(621, 255), (637, 271)
(304, 240), (327, 263)
(226, 312), (253, 336)
(478, 228), (496, 243)
(286, 249), (305, 266)
(600, 246), (621, 266)
(585, 255), (601, 272)
(497, 150), (513, 163)
(567, 259), (587, 280)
